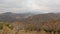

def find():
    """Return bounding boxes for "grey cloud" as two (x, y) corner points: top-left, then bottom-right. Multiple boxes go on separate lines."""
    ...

(0, 0), (60, 13)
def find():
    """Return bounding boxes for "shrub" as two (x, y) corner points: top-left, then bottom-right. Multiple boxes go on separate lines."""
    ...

(4, 23), (13, 30)
(0, 25), (3, 30)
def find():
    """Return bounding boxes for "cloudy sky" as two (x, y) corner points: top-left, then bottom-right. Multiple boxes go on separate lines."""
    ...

(0, 0), (60, 13)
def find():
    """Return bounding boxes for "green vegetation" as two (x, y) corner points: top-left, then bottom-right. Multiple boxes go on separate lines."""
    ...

(25, 26), (36, 31)
(0, 25), (3, 30)
(5, 23), (13, 30)
(0, 22), (13, 30)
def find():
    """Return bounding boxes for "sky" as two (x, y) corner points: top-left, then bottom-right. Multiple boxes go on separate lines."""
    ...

(0, 0), (60, 13)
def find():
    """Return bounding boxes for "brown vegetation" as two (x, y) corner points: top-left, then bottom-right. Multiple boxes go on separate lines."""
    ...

(0, 13), (60, 34)
(0, 20), (60, 34)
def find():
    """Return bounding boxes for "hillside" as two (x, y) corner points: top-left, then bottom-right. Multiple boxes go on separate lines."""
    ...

(24, 13), (60, 26)
(0, 12), (35, 22)
(0, 13), (60, 34)
(0, 12), (60, 22)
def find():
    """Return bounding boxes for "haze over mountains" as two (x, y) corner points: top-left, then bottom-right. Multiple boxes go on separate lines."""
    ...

(0, 12), (60, 22)
(25, 13), (60, 23)
(0, 12), (36, 22)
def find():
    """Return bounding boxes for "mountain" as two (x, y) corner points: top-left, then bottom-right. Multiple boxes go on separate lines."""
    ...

(1, 12), (60, 31)
(24, 13), (60, 25)
(0, 12), (35, 22)
(0, 12), (60, 22)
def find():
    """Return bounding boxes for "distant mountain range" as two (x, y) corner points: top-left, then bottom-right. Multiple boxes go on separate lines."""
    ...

(0, 12), (36, 22)
(24, 13), (60, 24)
(0, 12), (60, 22)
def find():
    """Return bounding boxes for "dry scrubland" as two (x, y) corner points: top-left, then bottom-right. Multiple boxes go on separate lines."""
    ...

(0, 12), (60, 34)
(0, 20), (60, 34)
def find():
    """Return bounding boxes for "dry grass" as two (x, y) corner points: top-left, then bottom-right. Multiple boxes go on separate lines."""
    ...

(0, 30), (48, 34)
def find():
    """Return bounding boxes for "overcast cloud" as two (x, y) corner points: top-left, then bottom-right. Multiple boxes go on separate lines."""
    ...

(0, 0), (60, 13)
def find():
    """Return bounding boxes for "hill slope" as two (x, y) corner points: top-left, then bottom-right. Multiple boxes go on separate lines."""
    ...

(24, 13), (60, 24)
(0, 12), (35, 22)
